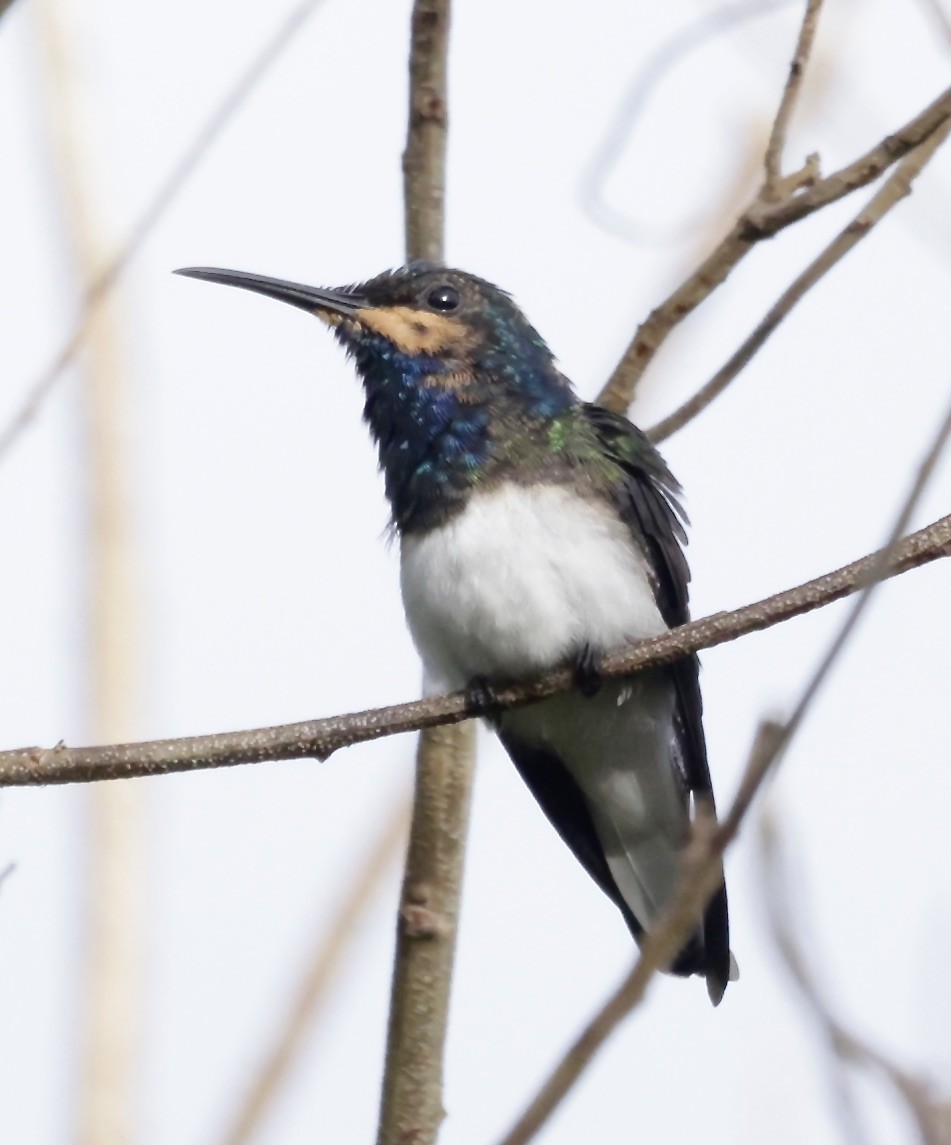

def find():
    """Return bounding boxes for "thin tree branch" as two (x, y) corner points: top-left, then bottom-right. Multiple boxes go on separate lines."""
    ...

(377, 722), (475, 1145)
(496, 387), (951, 1145)
(748, 83), (951, 234)
(777, 394), (951, 758)
(648, 119), (951, 442)
(597, 37), (951, 413)
(759, 810), (951, 1145)
(0, 0), (18, 23)
(377, 5), (472, 1145)
(218, 799), (410, 1145)
(402, 0), (450, 264)
(2, 507), (950, 789)
(0, 0), (328, 467)
(762, 0), (824, 194)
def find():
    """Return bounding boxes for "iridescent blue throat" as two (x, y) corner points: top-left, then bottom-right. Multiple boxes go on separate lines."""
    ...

(348, 331), (573, 531)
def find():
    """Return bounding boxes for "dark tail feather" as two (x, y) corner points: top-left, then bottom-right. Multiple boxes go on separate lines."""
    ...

(500, 731), (736, 1003)
(663, 882), (733, 1006)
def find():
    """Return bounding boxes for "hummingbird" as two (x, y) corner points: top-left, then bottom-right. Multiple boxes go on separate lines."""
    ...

(176, 261), (736, 1004)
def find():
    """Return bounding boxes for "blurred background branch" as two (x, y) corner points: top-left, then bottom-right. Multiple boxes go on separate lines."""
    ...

(579, 0), (797, 247)
(0, 0), (328, 467)
(915, 0), (951, 47)
(759, 808), (951, 1145)
(218, 798), (410, 1145)
(36, 0), (145, 1140)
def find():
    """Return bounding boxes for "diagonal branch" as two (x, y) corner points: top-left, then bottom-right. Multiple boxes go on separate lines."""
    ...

(495, 381), (951, 1145)
(494, 723), (778, 1145)
(2, 507), (950, 789)
(760, 810), (951, 1145)
(597, 11), (951, 414)
(0, 0), (328, 466)
(648, 118), (951, 442)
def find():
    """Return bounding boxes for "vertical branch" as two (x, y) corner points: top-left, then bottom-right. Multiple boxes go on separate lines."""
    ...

(762, 0), (824, 195)
(378, 5), (475, 1145)
(377, 724), (475, 1145)
(402, 0), (450, 264)
(36, 2), (145, 1143)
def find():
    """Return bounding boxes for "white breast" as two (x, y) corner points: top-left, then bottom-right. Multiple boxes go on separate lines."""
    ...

(399, 482), (666, 693)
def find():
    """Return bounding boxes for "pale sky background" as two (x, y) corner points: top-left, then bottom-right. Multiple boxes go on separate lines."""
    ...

(1, 1), (950, 1143)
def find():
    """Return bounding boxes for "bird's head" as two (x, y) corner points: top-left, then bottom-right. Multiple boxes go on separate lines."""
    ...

(175, 262), (569, 407)
(177, 261), (577, 530)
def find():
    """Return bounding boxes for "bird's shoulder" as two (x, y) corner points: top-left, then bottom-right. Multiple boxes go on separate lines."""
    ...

(567, 403), (718, 811)
(555, 402), (690, 628)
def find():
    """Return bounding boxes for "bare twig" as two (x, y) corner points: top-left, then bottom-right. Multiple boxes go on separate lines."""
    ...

(377, 6), (473, 1145)
(0, 0), (328, 466)
(760, 811), (951, 1145)
(494, 722), (780, 1145)
(597, 41), (951, 413)
(748, 83), (951, 233)
(2, 507), (950, 789)
(649, 119), (951, 442)
(762, 0), (824, 194)
(218, 799), (410, 1145)
(0, 863), (15, 892)
(0, 0), (18, 22)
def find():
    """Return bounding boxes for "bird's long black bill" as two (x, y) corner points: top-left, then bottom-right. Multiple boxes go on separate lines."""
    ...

(174, 267), (367, 317)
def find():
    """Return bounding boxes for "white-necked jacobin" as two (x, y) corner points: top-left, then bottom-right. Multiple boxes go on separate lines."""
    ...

(176, 261), (737, 1004)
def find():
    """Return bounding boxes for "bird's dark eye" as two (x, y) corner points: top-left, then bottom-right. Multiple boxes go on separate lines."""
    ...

(426, 284), (460, 312)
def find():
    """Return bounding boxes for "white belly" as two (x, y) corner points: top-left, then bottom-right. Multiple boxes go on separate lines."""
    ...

(399, 482), (666, 693)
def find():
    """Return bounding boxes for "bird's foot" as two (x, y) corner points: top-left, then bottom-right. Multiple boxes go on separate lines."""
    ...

(574, 644), (603, 698)
(465, 675), (501, 718)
